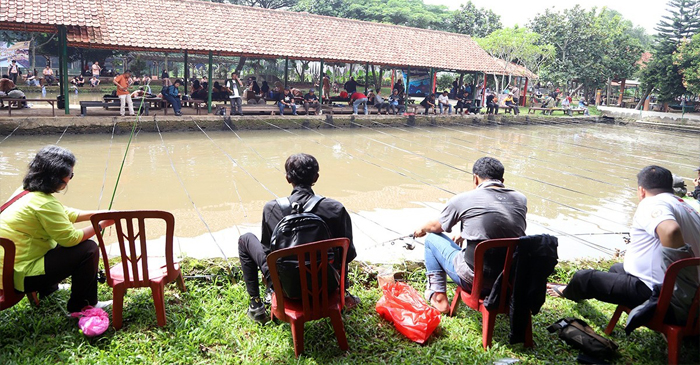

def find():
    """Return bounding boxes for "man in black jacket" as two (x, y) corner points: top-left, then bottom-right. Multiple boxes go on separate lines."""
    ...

(238, 153), (359, 324)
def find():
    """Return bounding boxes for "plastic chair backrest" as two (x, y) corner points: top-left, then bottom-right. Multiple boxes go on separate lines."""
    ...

(267, 238), (349, 319)
(90, 210), (177, 288)
(651, 257), (700, 333)
(466, 238), (520, 310)
(0, 238), (24, 309)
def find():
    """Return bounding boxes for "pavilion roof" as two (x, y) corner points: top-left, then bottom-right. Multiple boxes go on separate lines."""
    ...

(0, 0), (503, 73)
(490, 58), (538, 79)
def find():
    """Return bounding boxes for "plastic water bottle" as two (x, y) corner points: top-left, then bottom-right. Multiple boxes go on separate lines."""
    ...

(41, 85), (46, 97)
(74, 87), (78, 95)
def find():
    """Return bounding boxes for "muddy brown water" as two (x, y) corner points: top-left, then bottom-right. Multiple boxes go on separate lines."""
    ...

(1, 121), (698, 263)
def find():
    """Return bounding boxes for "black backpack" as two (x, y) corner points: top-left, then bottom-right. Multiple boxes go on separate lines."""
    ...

(270, 195), (339, 299)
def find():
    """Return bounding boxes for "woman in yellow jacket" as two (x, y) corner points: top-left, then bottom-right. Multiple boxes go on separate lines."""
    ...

(0, 145), (114, 312)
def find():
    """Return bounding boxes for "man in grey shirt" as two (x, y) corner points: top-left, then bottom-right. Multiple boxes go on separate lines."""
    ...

(413, 157), (527, 313)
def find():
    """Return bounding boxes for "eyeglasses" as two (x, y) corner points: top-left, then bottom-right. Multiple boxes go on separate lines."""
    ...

(69, 172), (74, 180)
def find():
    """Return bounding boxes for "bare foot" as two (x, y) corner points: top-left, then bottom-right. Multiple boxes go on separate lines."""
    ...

(546, 283), (567, 298)
(430, 292), (450, 314)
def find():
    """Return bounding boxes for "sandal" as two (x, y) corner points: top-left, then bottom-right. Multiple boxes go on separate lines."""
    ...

(546, 283), (567, 298)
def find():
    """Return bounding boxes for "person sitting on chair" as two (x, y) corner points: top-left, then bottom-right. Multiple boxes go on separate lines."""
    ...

(303, 88), (321, 115)
(277, 89), (297, 116)
(548, 166), (700, 309)
(389, 88), (405, 115)
(486, 92), (499, 115)
(437, 91), (452, 115)
(238, 153), (360, 324)
(420, 93), (437, 115)
(0, 145), (115, 313)
(504, 93), (520, 115)
(413, 157), (527, 314)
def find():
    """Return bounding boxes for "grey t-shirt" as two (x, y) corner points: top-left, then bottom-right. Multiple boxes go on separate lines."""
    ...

(439, 181), (527, 286)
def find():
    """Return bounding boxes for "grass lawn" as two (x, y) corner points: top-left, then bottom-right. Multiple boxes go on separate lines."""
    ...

(1, 258), (697, 364)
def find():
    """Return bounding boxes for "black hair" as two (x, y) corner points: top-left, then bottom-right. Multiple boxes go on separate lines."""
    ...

(285, 153), (319, 187)
(637, 165), (673, 192)
(472, 157), (505, 181)
(23, 145), (76, 194)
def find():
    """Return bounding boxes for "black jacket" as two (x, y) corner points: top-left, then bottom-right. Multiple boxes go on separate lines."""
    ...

(484, 234), (558, 344)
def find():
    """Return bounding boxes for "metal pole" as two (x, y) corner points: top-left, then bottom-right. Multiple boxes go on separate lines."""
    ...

(59, 26), (69, 114)
(364, 62), (369, 94)
(319, 59), (324, 102)
(184, 50), (189, 96)
(207, 51), (213, 113)
(406, 66), (410, 97)
(284, 57), (289, 89)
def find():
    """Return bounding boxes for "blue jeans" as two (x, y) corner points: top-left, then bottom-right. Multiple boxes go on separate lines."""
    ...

(278, 103), (297, 115)
(163, 94), (181, 114)
(439, 103), (452, 114)
(424, 233), (468, 300)
(353, 98), (368, 115)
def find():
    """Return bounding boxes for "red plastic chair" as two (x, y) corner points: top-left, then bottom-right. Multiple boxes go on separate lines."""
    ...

(90, 210), (186, 329)
(604, 257), (700, 365)
(267, 238), (350, 358)
(448, 238), (533, 349)
(0, 238), (39, 310)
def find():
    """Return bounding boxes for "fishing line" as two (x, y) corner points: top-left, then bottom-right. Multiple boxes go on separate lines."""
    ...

(281, 120), (615, 254)
(155, 119), (235, 278)
(348, 120), (631, 228)
(0, 121), (22, 145)
(55, 126), (69, 144)
(97, 120), (118, 210)
(193, 120), (248, 224)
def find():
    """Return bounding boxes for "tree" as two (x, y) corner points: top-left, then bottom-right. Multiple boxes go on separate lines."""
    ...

(529, 6), (644, 100)
(640, 0), (700, 107)
(449, 1), (502, 37)
(674, 33), (700, 95)
(476, 26), (554, 91)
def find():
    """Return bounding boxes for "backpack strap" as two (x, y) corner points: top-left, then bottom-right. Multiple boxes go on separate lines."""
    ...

(302, 195), (325, 213)
(0, 190), (30, 214)
(275, 197), (293, 215)
(547, 318), (572, 333)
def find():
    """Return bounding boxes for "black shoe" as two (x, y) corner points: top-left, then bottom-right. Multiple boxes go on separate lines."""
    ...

(247, 297), (268, 324)
(344, 291), (361, 311)
(264, 287), (274, 305)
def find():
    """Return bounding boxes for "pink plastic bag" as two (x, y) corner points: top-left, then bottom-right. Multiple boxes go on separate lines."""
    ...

(375, 281), (441, 344)
(71, 307), (110, 337)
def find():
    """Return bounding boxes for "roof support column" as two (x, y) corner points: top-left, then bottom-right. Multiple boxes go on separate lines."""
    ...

(58, 26), (69, 115)
(284, 57), (289, 90)
(184, 50), (189, 96)
(364, 62), (369, 94)
(207, 51), (213, 114)
(319, 59), (324, 103)
(406, 66), (410, 98)
(429, 68), (435, 95)
(522, 77), (529, 107)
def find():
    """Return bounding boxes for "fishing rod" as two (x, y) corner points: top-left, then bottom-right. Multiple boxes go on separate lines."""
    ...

(55, 126), (69, 144)
(97, 120), (118, 210)
(155, 119), (236, 279)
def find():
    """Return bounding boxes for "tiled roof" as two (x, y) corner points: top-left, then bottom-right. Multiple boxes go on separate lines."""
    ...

(0, 0), (102, 31)
(1, 0), (502, 72)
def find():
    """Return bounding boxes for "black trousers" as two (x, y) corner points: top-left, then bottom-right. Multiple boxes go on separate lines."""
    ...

(562, 263), (652, 309)
(24, 240), (100, 312)
(238, 232), (352, 299)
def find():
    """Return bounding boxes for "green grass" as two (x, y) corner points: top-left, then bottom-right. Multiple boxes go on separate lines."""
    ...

(1, 258), (697, 364)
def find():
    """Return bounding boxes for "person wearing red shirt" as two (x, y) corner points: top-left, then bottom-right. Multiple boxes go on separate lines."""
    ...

(349, 91), (368, 115)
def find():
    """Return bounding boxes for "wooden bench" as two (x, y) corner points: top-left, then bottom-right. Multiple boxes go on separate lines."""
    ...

(1, 98), (56, 116)
(80, 99), (151, 116)
(527, 107), (585, 116)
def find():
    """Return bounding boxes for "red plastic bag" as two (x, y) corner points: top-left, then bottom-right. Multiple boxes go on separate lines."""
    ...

(375, 281), (441, 344)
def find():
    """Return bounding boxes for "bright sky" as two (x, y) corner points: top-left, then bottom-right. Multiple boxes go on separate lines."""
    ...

(423, 0), (667, 34)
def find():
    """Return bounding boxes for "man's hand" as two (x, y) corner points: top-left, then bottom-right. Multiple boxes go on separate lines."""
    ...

(413, 228), (426, 238)
(452, 234), (464, 246)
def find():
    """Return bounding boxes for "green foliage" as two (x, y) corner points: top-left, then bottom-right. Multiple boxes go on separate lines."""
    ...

(294, 0), (452, 30)
(476, 26), (554, 72)
(641, 0), (700, 102)
(448, 1), (502, 37)
(436, 73), (455, 93)
(529, 6), (643, 93)
(0, 257), (698, 364)
(675, 33), (700, 94)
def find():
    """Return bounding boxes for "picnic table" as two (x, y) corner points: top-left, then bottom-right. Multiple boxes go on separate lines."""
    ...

(0, 98), (56, 116)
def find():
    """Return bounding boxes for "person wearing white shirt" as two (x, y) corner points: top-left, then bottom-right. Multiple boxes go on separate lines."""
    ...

(549, 165), (700, 309)
(437, 91), (452, 115)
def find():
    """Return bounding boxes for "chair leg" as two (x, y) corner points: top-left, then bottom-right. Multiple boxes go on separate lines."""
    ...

(329, 309), (349, 351)
(290, 319), (305, 358)
(151, 281), (167, 327)
(666, 328), (683, 365)
(605, 306), (625, 335)
(27, 292), (39, 307)
(482, 309), (497, 349)
(448, 287), (462, 317)
(112, 285), (126, 330)
(176, 273), (186, 292)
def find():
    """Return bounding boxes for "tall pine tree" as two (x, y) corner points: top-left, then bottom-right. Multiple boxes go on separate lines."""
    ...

(640, 0), (700, 107)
